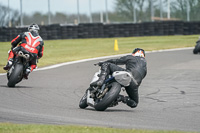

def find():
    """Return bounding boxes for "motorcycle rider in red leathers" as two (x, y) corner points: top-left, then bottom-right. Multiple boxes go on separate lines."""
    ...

(3, 23), (44, 79)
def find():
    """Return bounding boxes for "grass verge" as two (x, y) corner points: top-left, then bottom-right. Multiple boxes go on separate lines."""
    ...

(0, 123), (195, 133)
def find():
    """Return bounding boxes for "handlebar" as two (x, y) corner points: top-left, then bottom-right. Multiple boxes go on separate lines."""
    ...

(94, 63), (99, 66)
(94, 61), (106, 66)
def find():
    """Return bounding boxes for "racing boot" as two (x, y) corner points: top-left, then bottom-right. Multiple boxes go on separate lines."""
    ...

(24, 67), (31, 79)
(118, 95), (137, 108)
(126, 98), (137, 108)
(3, 58), (13, 70)
(90, 63), (109, 87)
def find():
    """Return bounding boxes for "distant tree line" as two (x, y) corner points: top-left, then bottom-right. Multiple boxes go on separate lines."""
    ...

(0, 0), (200, 27)
(115, 0), (200, 22)
(0, 4), (19, 27)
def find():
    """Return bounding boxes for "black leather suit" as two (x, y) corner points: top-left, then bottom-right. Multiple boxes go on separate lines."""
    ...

(103, 55), (147, 108)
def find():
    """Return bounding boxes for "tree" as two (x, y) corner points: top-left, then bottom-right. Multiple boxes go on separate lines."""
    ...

(52, 12), (67, 24)
(0, 4), (20, 27)
(135, 0), (145, 22)
(170, 0), (200, 21)
(115, 0), (158, 22)
(115, 0), (136, 22)
(0, 4), (8, 26)
(189, 0), (200, 21)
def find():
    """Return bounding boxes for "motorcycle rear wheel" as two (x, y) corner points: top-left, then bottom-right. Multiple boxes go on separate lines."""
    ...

(7, 63), (23, 87)
(94, 82), (121, 111)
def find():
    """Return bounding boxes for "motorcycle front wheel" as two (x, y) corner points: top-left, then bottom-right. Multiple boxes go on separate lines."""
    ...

(79, 89), (89, 109)
(94, 82), (121, 111)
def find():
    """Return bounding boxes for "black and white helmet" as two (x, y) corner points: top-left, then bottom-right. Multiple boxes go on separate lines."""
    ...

(28, 23), (40, 33)
(132, 48), (145, 57)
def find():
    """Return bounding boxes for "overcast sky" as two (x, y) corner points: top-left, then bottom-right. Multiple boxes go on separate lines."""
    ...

(0, 0), (115, 15)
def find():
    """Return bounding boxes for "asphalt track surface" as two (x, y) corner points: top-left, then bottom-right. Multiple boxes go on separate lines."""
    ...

(0, 48), (200, 132)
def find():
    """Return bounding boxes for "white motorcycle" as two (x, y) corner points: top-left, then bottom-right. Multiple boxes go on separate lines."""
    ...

(79, 63), (136, 111)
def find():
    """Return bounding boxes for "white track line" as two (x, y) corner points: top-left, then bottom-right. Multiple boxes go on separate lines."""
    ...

(0, 47), (193, 76)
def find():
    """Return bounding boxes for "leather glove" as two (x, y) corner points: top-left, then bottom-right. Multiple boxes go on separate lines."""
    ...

(94, 61), (106, 66)
(98, 61), (106, 66)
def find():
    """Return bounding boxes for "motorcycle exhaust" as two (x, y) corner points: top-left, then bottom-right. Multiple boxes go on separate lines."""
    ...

(25, 54), (30, 59)
(18, 51), (23, 56)
(18, 51), (30, 60)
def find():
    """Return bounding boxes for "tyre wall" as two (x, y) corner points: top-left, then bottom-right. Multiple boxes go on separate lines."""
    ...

(0, 21), (200, 42)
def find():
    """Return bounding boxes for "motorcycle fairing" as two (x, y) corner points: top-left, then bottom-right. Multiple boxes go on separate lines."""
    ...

(87, 90), (95, 106)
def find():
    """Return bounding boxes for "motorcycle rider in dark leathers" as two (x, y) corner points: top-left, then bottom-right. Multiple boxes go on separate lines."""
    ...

(90, 48), (147, 108)
(3, 23), (44, 79)
(193, 38), (200, 54)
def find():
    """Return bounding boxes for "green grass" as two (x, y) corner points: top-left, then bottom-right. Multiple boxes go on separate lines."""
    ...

(0, 35), (198, 74)
(0, 123), (195, 133)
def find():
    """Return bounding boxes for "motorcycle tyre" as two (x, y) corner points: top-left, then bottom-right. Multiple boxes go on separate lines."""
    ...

(193, 43), (200, 54)
(79, 90), (89, 109)
(94, 82), (121, 111)
(7, 63), (23, 87)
